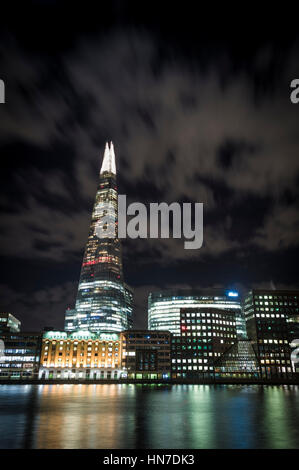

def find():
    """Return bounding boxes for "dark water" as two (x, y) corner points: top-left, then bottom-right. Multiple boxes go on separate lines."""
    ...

(0, 384), (299, 449)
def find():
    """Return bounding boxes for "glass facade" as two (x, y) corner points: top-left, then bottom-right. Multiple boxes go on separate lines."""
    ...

(148, 289), (245, 337)
(0, 332), (42, 380)
(244, 289), (299, 379)
(65, 142), (133, 334)
(214, 339), (260, 378)
(171, 307), (237, 378)
(0, 312), (21, 333)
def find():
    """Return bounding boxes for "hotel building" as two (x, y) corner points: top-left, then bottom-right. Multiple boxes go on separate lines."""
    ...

(38, 330), (124, 380)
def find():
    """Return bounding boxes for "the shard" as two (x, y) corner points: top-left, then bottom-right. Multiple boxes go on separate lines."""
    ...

(65, 142), (133, 335)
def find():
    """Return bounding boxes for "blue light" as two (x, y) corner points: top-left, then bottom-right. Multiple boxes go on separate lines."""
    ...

(227, 291), (238, 297)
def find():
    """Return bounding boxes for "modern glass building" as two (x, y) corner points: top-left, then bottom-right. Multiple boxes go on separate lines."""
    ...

(214, 340), (260, 379)
(148, 288), (245, 337)
(65, 142), (133, 334)
(0, 332), (42, 380)
(0, 313), (21, 333)
(243, 289), (299, 379)
(171, 307), (237, 379)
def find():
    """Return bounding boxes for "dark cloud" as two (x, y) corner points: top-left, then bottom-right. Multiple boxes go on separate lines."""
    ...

(0, 6), (299, 329)
(0, 281), (77, 331)
(217, 139), (257, 170)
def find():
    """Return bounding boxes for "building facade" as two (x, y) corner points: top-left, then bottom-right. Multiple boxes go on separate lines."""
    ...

(214, 339), (260, 379)
(0, 332), (42, 380)
(65, 142), (133, 335)
(121, 330), (171, 380)
(39, 330), (124, 380)
(148, 289), (245, 337)
(0, 312), (21, 333)
(243, 289), (299, 379)
(171, 307), (237, 379)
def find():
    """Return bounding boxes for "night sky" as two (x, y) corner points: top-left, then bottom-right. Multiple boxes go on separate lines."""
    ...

(0, 1), (299, 331)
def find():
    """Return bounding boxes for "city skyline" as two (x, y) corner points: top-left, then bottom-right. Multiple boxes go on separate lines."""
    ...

(1, 2), (299, 454)
(0, 2), (299, 333)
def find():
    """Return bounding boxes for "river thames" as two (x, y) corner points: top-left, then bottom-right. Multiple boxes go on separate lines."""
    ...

(0, 384), (299, 449)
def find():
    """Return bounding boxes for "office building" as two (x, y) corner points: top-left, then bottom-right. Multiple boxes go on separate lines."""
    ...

(0, 313), (21, 333)
(65, 142), (133, 334)
(0, 332), (42, 380)
(171, 307), (237, 379)
(148, 288), (244, 337)
(214, 339), (260, 379)
(243, 289), (299, 379)
(120, 330), (171, 380)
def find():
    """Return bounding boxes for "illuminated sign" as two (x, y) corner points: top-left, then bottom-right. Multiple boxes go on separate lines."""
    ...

(227, 291), (239, 297)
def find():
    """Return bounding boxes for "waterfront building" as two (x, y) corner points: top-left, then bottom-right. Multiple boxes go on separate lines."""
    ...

(0, 332), (42, 380)
(120, 330), (171, 380)
(65, 142), (133, 334)
(171, 307), (237, 379)
(148, 288), (245, 337)
(39, 330), (124, 380)
(243, 289), (299, 379)
(0, 312), (21, 333)
(214, 339), (260, 379)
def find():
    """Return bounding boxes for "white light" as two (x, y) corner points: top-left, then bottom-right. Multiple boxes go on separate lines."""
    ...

(228, 291), (238, 297)
(100, 142), (116, 175)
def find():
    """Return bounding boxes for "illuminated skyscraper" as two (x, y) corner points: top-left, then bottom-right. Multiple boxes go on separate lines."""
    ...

(65, 142), (133, 334)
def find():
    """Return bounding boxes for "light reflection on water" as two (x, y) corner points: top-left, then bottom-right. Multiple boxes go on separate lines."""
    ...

(0, 384), (299, 449)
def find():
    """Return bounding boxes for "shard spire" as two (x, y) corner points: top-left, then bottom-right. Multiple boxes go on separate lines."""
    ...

(100, 141), (116, 175)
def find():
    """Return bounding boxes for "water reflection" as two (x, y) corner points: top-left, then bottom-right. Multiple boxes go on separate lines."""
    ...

(0, 384), (299, 449)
